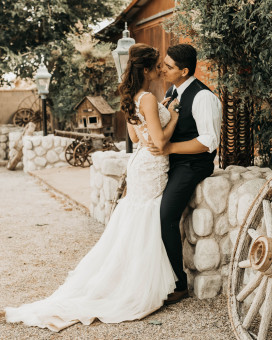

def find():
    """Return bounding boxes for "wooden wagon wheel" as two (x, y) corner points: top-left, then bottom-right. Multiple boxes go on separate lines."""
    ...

(73, 142), (95, 168)
(228, 178), (272, 340)
(102, 136), (119, 152)
(14, 95), (52, 131)
(31, 97), (52, 132)
(31, 109), (52, 132)
(13, 108), (35, 127)
(65, 141), (80, 166)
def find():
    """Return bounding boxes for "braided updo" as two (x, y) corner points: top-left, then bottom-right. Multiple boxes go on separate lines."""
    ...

(118, 43), (160, 124)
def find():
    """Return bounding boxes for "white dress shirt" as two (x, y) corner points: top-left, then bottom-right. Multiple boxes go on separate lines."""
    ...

(173, 76), (222, 153)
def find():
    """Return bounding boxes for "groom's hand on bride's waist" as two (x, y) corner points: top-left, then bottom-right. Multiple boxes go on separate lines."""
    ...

(148, 142), (171, 156)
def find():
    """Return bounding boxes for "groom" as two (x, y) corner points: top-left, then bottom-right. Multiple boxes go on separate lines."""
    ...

(149, 44), (222, 304)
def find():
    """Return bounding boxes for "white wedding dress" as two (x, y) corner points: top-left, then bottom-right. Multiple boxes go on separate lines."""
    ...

(5, 92), (177, 332)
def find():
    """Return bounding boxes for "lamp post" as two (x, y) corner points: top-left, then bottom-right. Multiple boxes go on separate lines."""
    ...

(34, 56), (52, 136)
(112, 23), (135, 153)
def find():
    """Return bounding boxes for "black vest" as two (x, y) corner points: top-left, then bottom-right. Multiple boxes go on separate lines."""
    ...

(166, 78), (216, 165)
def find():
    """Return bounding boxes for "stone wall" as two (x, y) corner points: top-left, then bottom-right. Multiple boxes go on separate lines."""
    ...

(89, 151), (272, 299)
(8, 129), (42, 169)
(0, 124), (23, 161)
(22, 134), (73, 172)
(183, 165), (272, 299)
(90, 150), (130, 225)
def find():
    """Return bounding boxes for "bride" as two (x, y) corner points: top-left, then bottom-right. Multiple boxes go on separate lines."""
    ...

(2, 43), (179, 332)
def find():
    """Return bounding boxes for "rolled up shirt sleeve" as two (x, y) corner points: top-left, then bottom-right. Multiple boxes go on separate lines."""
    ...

(192, 89), (222, 153)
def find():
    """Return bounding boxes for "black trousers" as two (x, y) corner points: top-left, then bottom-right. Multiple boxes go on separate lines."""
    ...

(160, 160), (214, 291)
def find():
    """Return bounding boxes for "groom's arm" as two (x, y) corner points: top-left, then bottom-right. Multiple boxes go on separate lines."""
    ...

(148, 138), (208, 156)
(167, 139), (209, 154)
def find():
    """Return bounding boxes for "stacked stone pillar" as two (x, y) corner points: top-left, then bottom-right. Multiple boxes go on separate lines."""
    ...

(0, 124), (23, 162)
(90, 150), (130, 225)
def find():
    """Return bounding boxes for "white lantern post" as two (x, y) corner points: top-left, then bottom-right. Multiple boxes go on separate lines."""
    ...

(112, 23), (135, 153)
(34, 56), (52, 136)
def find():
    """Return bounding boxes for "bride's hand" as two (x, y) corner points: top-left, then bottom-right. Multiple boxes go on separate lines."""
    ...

(168, 98), (179, 122)
(161, 97), (171, 106)
(147, 142), (171, 156)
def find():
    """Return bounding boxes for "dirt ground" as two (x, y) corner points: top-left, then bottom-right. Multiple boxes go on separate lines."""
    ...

(0, 168), (236, 340)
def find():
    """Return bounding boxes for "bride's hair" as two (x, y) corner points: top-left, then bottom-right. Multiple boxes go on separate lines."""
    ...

(118, 43), (159, 124)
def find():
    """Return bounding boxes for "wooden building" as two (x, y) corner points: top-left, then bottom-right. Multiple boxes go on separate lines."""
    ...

(74, 96), (115, 136)
(97, 0), (213, 101)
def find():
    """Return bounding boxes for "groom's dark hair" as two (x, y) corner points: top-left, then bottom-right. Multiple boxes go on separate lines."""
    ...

(167, 44), (197, 76)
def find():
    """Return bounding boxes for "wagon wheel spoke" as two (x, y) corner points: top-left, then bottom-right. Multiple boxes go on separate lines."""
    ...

(237, 272), (264, 302)
(257, 278), (272, 340)
(33, 110), (52, 132)
(73, 142), (93, 168)
(73, 143), (86, 167)
(85, 147), (95, 166)
(238, 259), (251, 269)
(65, 142), (78, 166)
(13, 108), (35, 127)
(242, 276), (268, 329)
(248, 228), (262, 240)
(263, 200), (272, 237)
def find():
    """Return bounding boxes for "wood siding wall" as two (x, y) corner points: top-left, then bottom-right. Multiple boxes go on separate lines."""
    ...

(127, 0), (214, 100)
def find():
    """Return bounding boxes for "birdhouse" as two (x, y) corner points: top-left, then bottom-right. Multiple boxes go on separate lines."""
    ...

(74, 96), (115, 136)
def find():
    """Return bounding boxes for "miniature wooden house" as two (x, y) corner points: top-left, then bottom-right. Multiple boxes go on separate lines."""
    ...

(74, 96), (115, 136)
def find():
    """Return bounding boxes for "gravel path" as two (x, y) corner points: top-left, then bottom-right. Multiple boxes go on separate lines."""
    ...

(0, 168), (236, 340)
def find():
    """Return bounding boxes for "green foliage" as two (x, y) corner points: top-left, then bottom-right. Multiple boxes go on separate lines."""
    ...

(0, 0), (126, 125)
(164, 0), (272, 166)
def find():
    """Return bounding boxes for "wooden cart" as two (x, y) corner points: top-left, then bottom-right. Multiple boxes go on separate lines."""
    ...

(54, 130), (119, 168)
(228, 178), (272, 340)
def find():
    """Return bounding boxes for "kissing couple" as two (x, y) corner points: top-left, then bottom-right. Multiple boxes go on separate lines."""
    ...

(2, 43), (222, 331)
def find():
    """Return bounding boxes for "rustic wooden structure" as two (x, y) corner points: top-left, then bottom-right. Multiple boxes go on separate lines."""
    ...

(74, 96), (115, 137)
(54, 130), (119, 168)
(7, 122), (36, 170)
(228, 178), (272, 340)
(96, 0), (212, 101)
(97, 0), (176, 101)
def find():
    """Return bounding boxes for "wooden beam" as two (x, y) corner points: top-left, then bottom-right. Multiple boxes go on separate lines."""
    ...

(257, 278), (272, 340)
(136, 9), (174, 26)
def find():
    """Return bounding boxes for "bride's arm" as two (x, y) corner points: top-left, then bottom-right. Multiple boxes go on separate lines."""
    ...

(127, 123), (139, 143)
(141, 93), (178, 151)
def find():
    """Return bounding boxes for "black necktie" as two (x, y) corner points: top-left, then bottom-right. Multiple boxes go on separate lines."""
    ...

(167, 89), (178, 108)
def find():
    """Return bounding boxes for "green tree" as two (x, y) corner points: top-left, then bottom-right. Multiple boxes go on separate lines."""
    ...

(165, 0), (272, 167)
(0, 0), (126, 125)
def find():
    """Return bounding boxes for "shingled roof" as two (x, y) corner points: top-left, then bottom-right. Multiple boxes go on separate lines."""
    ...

(74, 96), (115, 114)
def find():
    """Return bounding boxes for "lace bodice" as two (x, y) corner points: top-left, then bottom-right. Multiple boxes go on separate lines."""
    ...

(133, 92), (171, 145)
(125, 92), (171, 201)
